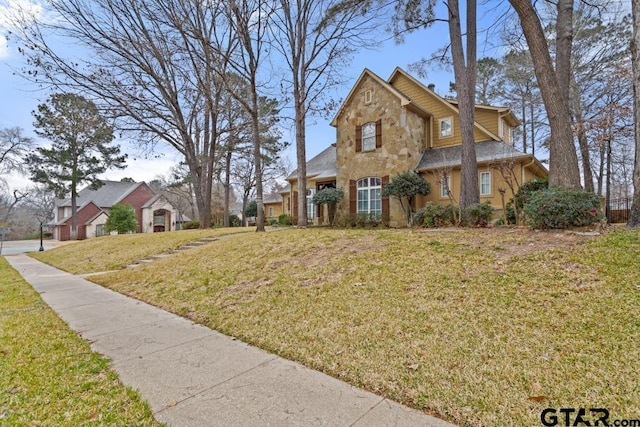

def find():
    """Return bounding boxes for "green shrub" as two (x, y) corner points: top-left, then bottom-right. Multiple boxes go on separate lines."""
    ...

(523, 188), (604, 229)
(463, 201), (494, 227)
(106, 203), (137, 234)
(183, 221), (201, 229)
(278, 213), (295, 226)
(507, 176), (549, 224)
(419, 203), (456, 228)
(229, 215), (242, 227)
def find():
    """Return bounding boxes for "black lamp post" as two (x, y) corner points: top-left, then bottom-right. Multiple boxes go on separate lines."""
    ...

(39, 222), (44, 251)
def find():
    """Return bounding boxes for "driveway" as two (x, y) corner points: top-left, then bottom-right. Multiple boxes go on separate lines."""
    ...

(0, 240), (65, 256)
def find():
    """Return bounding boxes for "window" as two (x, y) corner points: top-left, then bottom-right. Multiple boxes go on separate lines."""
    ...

(364, 89), (372, 104)
(440, 175), (451, 198)
(480, 172), (491, 196)
(269, 207), (274, 217)
(306, 189), (315, 220)
(96, 224), (106, 237)
(362, 122), (376, 151)
(440, 117), (453, 138)
(357, 177), (382, 217)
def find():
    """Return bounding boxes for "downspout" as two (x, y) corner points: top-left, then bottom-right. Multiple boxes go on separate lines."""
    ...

(521, 157), (536, 184)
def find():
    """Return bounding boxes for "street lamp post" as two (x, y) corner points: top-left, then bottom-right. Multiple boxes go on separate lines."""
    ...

(39, 222), (44, 251)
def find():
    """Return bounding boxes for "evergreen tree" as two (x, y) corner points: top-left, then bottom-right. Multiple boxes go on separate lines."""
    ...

(27, 93), (126, 240)
(105, 203), (137, 234)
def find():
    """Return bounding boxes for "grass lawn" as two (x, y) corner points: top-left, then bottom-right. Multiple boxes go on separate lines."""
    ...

(32, 227), (254, 274)
(33, 227), (640, 426)
(0, 257), (161, 426)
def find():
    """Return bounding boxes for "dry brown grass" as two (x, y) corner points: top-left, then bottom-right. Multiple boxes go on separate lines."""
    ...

(37, 227), (640, 426)
(31, 227), (253, 273)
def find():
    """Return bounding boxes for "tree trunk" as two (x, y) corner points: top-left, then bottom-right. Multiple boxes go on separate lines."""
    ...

(223, 149), (232, 227)
(629, 0), (640, 227)
(251, 95), (265, 232)
(295, 94), (308, 227)
(449, 0), (479, 208)
(70, 176), (78, 241)
(508, 0), (581, 189)
(555, 0), (573, 105)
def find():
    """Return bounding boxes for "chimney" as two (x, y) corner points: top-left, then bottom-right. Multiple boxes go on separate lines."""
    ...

(427, 83), (435, 91)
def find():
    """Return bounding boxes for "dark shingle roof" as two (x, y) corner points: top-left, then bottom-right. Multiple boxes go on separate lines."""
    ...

(287, 144), (336, 180)
(263, 193), (283, 204)
(55, 181), (144, 208)
(416, 141), (533, 170)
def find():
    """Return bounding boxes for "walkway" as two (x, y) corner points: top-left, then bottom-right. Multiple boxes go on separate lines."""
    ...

(5, 254), (454, 427)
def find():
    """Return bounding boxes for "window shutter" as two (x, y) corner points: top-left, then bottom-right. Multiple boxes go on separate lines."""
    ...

(375, 119), (382, 148)
(382, 175), (389, 216)
(349, 180), (357, 216)
(293, 192), (298, 218)
(355, 125), (362, 152)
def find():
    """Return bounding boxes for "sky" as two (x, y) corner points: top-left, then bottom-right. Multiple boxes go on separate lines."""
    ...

(0, 0), (505, 192)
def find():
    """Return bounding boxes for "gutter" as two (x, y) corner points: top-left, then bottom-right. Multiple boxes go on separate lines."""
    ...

(521, 156), (536, 184)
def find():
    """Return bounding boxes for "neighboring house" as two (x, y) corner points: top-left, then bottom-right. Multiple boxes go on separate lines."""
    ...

(263, 193), (283, 221)
(53, 181), (188, 240)
(282, 67), (547, 227)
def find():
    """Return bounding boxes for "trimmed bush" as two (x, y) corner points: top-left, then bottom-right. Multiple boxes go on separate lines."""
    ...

(463, 201), (494, 227)
(507, 176), (549, 224)
(523, 188), (604, 229)
(183, 221), (201, 229)
(278, 213), (295, 226)
(418, 203), (456, 228)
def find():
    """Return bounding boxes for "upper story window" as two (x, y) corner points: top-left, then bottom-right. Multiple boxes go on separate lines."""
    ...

(364, 89), (372, 104)
(356, 120), (382, 152)
(440, 117), (453, 138)
(362, 122), (376, 151)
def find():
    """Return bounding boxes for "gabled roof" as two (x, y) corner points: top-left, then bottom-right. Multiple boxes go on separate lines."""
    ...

(287, 144), (337, 181)
(55, 201), (103, 225)
(330, 69), (429, 127)
(416, 140), (547, 172)
(55, 181), (147, 209)
(387, 67), (502, 141)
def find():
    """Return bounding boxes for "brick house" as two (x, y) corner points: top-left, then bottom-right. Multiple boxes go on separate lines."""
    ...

(53, 181), (188, 240)
(281, 67), (547, 226)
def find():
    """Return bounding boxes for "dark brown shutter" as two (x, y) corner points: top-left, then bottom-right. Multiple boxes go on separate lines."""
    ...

(349, 180), (357, 216)
(293, 192), (298, 218)
(355, 125), (362, 152)
(382, 175), (390, 217)
(318, 204), (323, 219)
(375, 119), (382, 148)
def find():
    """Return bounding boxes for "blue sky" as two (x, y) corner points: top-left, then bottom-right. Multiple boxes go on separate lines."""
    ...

(0, 0), (504, 191)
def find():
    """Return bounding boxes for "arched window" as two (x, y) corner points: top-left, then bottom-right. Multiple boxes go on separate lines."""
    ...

(357, 177), (381, 217)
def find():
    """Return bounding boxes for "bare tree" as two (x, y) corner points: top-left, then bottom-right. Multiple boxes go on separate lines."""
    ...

(628, 0), (640, 227)
(508, 0), (581, 189)
(11, 0), (238, 228)
(270, 0), (380, 226)
(219, 0), (276, 232)
(0, 127), (33, 184)
(448, 0), (479, 208)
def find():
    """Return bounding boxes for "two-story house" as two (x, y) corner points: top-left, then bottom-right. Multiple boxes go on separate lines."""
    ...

(282, 67), (547, 227)
(53, 180), (188, 240)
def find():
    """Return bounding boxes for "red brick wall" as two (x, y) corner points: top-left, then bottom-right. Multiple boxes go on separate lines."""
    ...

(56, 202), (101, 240)
(120, 183), (156, 232)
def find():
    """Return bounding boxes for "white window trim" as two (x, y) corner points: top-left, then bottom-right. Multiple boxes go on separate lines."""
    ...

(306, 189), (315, 219)
(439, 117), (453, 138)
(362, 122), (376, 151)
(357, 177), (382, 217)
(440, 175), (451, 198)
(364, 89), (372, 104)
(480, 171), (491, 196)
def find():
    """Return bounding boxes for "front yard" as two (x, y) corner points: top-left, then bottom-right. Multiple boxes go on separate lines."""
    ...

(32, 227), (640, 426)
(0, 257), (160, 426)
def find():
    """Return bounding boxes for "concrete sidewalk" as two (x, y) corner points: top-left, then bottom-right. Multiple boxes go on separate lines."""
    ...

(5, 254), (454, 427)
